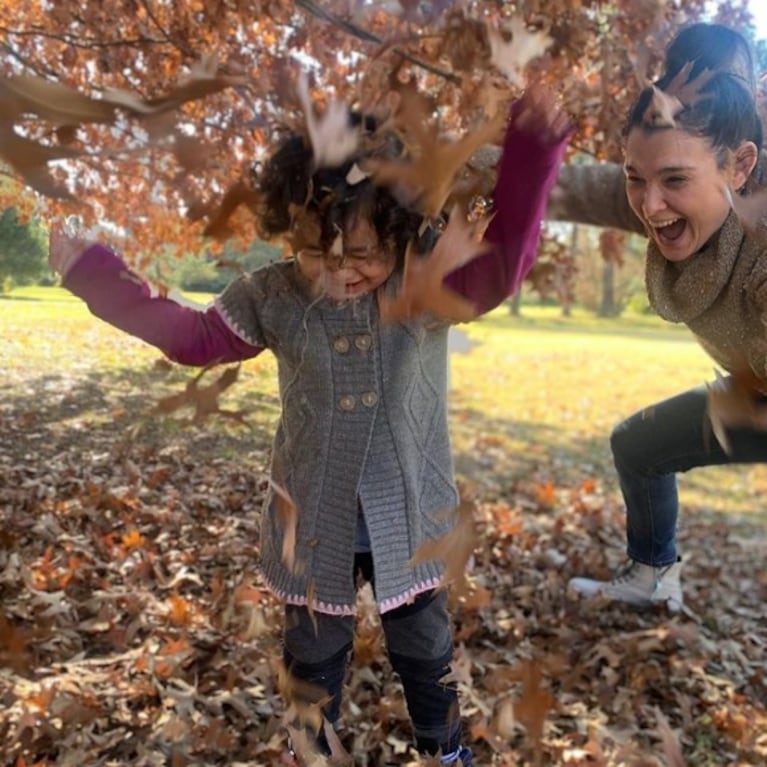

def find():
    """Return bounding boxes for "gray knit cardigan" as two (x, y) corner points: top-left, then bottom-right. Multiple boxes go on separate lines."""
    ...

(216, 260), (457, 615)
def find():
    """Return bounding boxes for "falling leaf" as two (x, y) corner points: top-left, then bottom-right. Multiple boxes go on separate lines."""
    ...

(0, 60), (245, 199)
(642, 85), (684, 129)
(270, 479), (298, 571)
(201, 180), (261, 239)
(513, 660), (555, 762)
(664, 62), (715, 108)
(296, 71), (360, 169)
(409, 500), (477, 587)
(153, 362), (245, 422)
(0, 126), (80, 198)
(276, 660), (330, 733)
(654, 708), (686, 767)
(491, 697), (516, 741)
(642, 64), (715, 129)
(705, 368), (767, 454)
(379, 205), (488, 323)
(366, 90), (505, 216)
(727, 182), (767, 233)
(486, 17), (553, 87)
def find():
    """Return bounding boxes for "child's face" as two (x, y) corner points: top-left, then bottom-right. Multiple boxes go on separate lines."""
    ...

(297, 218), (396, 300)
(623, 128), (736, 262)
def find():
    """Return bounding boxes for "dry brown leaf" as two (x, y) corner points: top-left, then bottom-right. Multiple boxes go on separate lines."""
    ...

(408, 500), (476, 587)
(0, 126), (80, 198)
(728, 183), (767, 233)
(486, 17), (553, 87)
(276, 660), (330, 732)
(642, 86), (684, 129)
(705, 367), (767, 454)
(665, 63), (715, 108)
(0, 73), (124, 125)
(379, 205), (487, 324)
(642, 64), (715, 129)
(366, 102), (505, 217)
(153, 362), (244, 422)
(201, 180), (261, 239)
(654, 707), (686, 767)
(297, 71), (360, 169)
(270, 479), (298, 572)
(513, 660), (555, 761)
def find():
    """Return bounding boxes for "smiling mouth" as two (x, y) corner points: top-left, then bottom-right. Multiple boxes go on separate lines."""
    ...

(651, 217), (686, 243)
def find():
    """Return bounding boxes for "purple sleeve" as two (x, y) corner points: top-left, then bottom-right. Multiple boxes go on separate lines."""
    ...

(63, 245), (264, 366)
(445, 109), (570, 316)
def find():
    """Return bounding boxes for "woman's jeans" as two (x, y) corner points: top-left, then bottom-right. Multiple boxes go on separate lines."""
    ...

(282, 552), (461, 757)
(611, 384), (767, 567)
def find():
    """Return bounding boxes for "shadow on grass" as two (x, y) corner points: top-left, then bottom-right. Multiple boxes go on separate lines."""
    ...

(483, 312), (700, 344)
(1, 364), (280, 465)
(448, 402), (760, 521)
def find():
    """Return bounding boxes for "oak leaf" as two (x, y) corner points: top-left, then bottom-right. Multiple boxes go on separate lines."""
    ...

(153, 363), (245, 422)
(705, 368), (767, 454)
(379, 205), (487, 324)
(513, 660), (555, 757)
(269, 479), (298, 572)
(366, 94), (505, 216)
(486, 17), (553, 87)
(297, 71), (360, 169)
(409, 500), (477, 587)
(727, 182), (767, 234)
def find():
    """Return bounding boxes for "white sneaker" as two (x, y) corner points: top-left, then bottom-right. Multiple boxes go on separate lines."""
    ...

(568, 558), (684, 613)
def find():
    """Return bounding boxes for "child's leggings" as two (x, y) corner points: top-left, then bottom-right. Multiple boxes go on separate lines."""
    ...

(282, 552), (462, 757)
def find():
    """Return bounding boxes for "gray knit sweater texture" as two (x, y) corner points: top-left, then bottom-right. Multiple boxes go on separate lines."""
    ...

(215, 260), (458, 615)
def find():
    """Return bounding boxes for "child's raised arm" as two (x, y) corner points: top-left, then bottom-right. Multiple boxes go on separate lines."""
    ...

(444, 84), (572, 317)
(49, 227), (263, 367)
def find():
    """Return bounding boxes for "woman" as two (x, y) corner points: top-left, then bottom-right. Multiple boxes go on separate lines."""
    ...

(550, 23), (767, 612)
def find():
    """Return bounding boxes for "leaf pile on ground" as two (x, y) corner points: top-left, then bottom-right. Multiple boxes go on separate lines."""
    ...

(0, 369), (765, 767)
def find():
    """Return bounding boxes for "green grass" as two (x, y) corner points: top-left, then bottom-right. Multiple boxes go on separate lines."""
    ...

(450, 304), (767, 520)
(3, 288), (765, 521)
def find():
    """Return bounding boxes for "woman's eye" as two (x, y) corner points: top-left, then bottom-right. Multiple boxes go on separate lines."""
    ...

(625, 175), (643, 186)
(665, 176), (686, 187)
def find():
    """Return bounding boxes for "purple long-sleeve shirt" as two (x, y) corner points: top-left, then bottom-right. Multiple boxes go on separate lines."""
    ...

(64, 119), (569, 365)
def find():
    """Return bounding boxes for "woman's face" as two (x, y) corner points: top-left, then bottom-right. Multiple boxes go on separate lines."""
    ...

(624, 128), (738, 262)
(296, 217), (396, 300)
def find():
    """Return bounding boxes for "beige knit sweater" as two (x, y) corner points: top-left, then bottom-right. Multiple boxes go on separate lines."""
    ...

(548, 157), (767, 381)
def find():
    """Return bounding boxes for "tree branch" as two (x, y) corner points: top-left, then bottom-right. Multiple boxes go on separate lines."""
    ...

(294, 0), (461, 84)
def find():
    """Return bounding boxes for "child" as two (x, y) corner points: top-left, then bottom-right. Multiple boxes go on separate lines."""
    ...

(50, 85), (570, 764)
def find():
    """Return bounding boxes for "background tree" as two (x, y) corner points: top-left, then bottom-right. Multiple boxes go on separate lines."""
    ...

(0, 0), (760, 277)
(0, 207), (48, 292)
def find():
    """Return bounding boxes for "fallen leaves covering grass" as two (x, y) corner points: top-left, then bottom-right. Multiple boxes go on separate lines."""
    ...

(0, 292), (765, 765)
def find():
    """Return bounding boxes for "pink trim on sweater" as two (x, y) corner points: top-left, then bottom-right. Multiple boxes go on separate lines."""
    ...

(261, 572), (444, 616)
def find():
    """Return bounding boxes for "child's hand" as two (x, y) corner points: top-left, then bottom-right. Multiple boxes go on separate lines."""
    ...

(49, 225), (95, 278)
(513, 83), (572, 144)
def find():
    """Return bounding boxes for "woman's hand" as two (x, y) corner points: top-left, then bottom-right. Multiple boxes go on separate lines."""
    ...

(513, 83), (572, 144)
(49, 224), (96, 278)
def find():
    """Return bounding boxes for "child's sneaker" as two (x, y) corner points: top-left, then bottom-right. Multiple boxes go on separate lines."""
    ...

(441, 746), (473, 766)
(568, 558), (683, 613)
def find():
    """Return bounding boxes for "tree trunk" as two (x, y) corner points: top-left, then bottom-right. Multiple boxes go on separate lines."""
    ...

(509, 291), (522, 316)
(599, 258), (616, 317)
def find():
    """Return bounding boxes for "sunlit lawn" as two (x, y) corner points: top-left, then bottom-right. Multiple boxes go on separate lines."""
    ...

(450, 303), (767, 521)
(3, 287), (765, 523)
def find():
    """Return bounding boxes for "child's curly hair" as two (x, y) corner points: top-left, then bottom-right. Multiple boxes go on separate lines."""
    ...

(255, 117), (430, 270)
